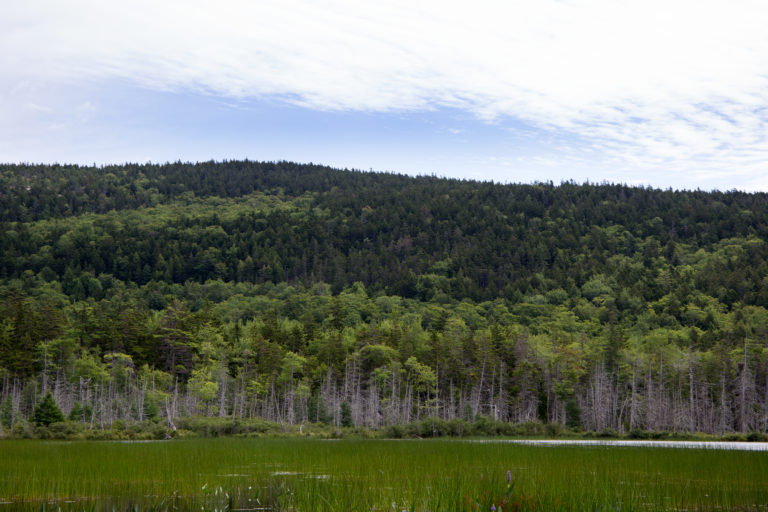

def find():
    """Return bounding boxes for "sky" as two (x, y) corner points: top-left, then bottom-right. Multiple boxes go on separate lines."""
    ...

(3, 0), (768, 191)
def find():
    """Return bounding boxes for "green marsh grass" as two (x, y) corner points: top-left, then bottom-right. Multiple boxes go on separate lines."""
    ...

(0, 438), (766, 511)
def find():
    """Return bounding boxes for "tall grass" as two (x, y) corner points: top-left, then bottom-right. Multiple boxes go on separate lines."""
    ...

(0, 438), (766, 510)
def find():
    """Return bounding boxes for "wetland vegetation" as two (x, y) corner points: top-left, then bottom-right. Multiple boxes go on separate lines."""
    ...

(2, 438), (767, 511)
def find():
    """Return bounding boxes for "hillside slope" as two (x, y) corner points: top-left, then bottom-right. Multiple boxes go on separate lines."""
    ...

(1, 161), (767, 435)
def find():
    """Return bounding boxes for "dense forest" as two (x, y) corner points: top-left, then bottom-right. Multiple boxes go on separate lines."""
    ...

(1, 160), (768, 436)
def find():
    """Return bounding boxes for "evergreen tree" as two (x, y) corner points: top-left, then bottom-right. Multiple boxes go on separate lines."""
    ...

(565, 399), (581, 429)
(68, 402), (83, 422)
(0, 396), (12, 429)
(143, 392), (159, 420)
(32, 392), (64, 426)
(340, 401), (353, 427)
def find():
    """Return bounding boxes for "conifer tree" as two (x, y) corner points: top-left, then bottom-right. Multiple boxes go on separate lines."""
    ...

(32, 392), (64, 426)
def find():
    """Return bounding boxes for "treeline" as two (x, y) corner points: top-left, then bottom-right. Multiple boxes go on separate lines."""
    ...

(1, 161), (767, 436)
(3, 161), (768, 304)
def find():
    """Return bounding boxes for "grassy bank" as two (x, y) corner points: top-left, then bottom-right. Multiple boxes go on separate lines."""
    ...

(3, 415), (767, 443)
(1, 437), (767, 511)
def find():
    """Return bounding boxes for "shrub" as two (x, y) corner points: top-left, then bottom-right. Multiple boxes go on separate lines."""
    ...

(446, 418), (471, 437)
(35, 426), (52, 439)
(510, 421), (545, 436)
(627, 428), (651, 439)
(151, 422), (171, 439)
(49, 421), (84, 439)
(417, 417), (448, 437)
(596, 428), (619, 438)
(470, 416), (517, 436)
(403, 422), (420, 438)
(544, 422), (562, 437)
(12, 420), (35, 438)
(176, 416), (282, 437)
(384, 424), (404, 438)
(85, 429), (115, 440)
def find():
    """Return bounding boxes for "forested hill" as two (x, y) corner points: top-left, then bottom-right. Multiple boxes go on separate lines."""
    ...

(1, 161), (768, 436)
(4, 161), (768, 304)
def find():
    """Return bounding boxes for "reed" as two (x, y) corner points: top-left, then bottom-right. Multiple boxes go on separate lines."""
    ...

(0, 438), (766, 511)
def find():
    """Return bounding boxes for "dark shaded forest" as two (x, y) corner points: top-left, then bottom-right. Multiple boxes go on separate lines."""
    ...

(1, 161), (768, 436)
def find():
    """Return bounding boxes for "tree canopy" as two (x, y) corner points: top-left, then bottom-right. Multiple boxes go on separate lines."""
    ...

(1, 161), (767, 434)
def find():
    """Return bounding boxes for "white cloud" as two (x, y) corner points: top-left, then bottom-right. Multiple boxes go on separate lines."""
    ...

(3, 0), (768, 184)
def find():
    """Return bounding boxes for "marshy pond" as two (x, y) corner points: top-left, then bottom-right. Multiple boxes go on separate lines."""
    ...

(1, 438), (767, 511)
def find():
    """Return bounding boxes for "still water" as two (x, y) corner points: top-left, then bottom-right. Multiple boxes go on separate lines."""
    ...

(469, 439), (768, 450)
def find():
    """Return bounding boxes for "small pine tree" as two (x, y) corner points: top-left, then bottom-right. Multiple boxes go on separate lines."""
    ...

(0, 397), (13, 429)
(143, 392), (159, 420)
(565, 399), (582, 429)
(32, 392), (65, 427)
(308, 394), (332, 424)
(463, 403), (475, 422)
(68, 402), (83, 422)
(340, 401), (353, 427)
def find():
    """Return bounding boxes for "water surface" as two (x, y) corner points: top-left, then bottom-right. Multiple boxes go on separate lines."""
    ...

(469, 439), (768, 450)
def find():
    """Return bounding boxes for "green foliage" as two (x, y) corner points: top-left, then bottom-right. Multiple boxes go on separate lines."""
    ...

(31, 392), (64, 426)
(175, 417), (283, 437)
(340, 402), (353, 428)
(5, 161), (768, 308)
(68, 402), (83, 422)
(68, 402), (93, 423)
(3, 161), (768, 436)
(307, 394), (332, 424)
(49, 420), (84, 439)
(11, 419), (34, 438)
(0, 396), (12, 429)
(565, 399), (581, 429)
(143, 392), (159, 420)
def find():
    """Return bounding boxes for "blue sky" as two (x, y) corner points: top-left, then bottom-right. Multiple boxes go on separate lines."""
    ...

(3, 0), (768, 191)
